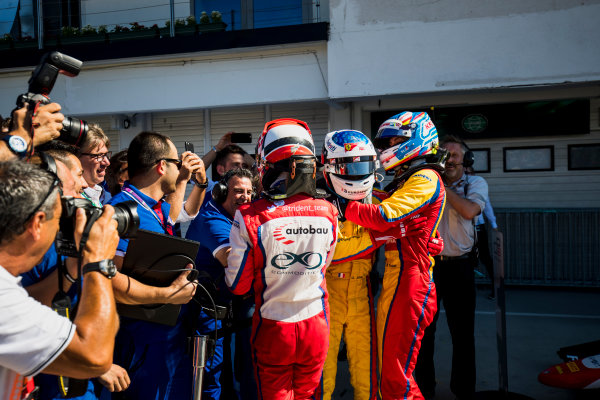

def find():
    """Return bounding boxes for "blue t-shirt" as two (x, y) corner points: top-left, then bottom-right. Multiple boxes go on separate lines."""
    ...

(110, 181), (173, 255)
(186, 198), (233, 305)
(199, 179), (217, 209)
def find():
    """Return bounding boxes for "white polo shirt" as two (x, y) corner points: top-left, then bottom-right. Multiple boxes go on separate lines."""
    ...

(0, 266), (75, 400)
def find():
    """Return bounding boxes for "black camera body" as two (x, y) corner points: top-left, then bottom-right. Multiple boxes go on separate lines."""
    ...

(56, 197), (140, 257)
(16, 52), (89, 146)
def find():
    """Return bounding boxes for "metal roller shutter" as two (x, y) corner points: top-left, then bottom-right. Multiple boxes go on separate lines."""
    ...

(152, 110), (205, 154)
(271, 102), (329, 156)
(210, 106), (265, 155)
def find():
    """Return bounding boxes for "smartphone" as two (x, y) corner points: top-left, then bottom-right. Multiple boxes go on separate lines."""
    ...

(184, 141), (194, 153)
(230, 132), (252, 143)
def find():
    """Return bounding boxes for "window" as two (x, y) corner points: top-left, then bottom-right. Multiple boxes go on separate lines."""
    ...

(568, 144), (600, 170)
(471, 148), (490, 173)
(503, 146), (554, 172)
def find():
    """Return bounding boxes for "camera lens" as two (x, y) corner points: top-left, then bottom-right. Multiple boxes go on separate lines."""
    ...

(59, 117), (88, 146)
(112, 201), (139, 238)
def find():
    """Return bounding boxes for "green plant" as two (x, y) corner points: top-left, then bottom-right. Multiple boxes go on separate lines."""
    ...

(174, 18), (187, 28)
(129, 22), (147, 31)
(98, 25), (108, 35)
(199, 12), (210, 24)
(61, 26), (80, 37)
(199, 11), (210, 24)
(211, 11), (222, 23)
(112, 25), (130, 33)
(81, 25), (97, 35)
(186, 15), (196, 26)
(0, 34), (13, 43)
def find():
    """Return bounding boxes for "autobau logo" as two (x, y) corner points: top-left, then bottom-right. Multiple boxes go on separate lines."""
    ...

(271, 252), (323, 270)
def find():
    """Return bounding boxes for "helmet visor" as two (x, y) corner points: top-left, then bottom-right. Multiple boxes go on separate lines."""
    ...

(324, 158), (379, 176)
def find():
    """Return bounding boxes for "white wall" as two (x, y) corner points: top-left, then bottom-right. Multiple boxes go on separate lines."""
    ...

(327, 0), (600, 99)
(0, 43), (328, 116)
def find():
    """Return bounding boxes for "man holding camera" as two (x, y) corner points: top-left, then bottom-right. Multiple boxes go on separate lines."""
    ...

(0, 160), (120, 400)
(0, 102), (64, 161)
(107, 131), (207, 399)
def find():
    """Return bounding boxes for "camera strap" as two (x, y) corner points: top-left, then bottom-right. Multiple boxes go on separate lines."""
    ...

(53, 259), (89, 398)
(51, 211), (101, 398)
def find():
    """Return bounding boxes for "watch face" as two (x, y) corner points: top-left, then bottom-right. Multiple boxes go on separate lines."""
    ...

(101, 260), (117, 278)
(9, 136), (28, 152)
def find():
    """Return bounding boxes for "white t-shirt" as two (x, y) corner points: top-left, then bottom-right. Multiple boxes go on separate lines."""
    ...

(0, 266), (75, 400)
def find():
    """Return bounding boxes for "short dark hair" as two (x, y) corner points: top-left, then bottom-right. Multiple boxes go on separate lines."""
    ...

(37, 141), (79, 169)
(222, 167), (254, 185)
(35, 140), (78, 162)
(0, 161), (59, 244)
(127, 131), (172, 178)
(440, 134), (468, 153)
(215, 144), (247, 167)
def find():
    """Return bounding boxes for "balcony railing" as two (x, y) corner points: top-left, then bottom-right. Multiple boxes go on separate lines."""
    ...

(0, 0), (327, 50)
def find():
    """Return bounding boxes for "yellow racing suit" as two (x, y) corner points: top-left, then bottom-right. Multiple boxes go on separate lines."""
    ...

(319, 216), (379, 400)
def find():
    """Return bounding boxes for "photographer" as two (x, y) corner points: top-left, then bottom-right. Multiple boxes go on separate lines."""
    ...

(0, 102), (64, 161)
(0, 160), (120, 400)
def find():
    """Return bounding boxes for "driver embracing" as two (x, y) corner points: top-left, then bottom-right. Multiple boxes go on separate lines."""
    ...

(225, 118), (338, 400)
(342, 112), (447, 400)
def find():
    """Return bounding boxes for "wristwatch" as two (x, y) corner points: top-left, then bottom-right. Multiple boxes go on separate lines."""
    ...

(1, 135), (28, 159)
(82, 259), (117, 279)
(195, 178), (209, 188)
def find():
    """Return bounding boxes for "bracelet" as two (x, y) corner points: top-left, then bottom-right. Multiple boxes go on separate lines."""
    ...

(64, 270), (76, 284)
(212, 146), (218, 153)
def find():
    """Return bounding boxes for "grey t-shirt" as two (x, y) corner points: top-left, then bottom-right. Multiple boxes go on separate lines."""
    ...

(438, 174), (488, 257)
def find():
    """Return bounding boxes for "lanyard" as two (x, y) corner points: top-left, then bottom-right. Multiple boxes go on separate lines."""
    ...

(122, 187), (170, 234)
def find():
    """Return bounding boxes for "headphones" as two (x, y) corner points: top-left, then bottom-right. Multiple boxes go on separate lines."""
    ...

(211, 169), (238, 204)
(458, 138), (474, 168)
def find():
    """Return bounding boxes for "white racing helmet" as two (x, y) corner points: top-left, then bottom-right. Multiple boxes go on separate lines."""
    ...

(321, 130), (379, 201)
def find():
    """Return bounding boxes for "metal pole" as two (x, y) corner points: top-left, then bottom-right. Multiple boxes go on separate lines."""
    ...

(192, 335), (208, 400)
(493, 231), (509, 394)
(170, 0), (175, 37)
(36, 0), (43, 49)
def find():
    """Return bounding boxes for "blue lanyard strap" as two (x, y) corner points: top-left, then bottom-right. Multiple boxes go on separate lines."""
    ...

(122, 187), (170, 233)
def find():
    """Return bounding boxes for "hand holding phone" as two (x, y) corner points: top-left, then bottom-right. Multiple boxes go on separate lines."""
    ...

(230, 133), (252, 143)
(184, 141), (194, 153)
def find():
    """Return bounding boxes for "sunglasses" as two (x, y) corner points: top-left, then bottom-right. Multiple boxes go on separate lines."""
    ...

(24, 172), (62, 223)
(157, 158), (182, 170)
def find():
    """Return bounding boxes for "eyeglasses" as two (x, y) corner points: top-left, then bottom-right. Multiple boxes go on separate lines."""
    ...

(81, 151), (112, 161)
(24, 172), (62, 223)
(157, 158), (182, 170)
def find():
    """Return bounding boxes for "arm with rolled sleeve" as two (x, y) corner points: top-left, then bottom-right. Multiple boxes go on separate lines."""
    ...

(482, 197), (497, 229)
(225, 210), (254, 295)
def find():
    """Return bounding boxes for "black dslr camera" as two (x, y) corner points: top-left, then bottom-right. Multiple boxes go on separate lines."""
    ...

(56, 197), (140, 257)
(15, 51), (89, 146)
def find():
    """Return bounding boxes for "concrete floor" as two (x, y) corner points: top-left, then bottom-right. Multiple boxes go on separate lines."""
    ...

(331, 285), (600, 400)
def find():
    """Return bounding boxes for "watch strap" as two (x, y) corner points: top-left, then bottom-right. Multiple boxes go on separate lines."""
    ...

(82, 259), (116, 279)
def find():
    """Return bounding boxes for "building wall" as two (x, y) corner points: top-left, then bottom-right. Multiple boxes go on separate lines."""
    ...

(327, 0), (600, 98)
(0, 42), (328, 117)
